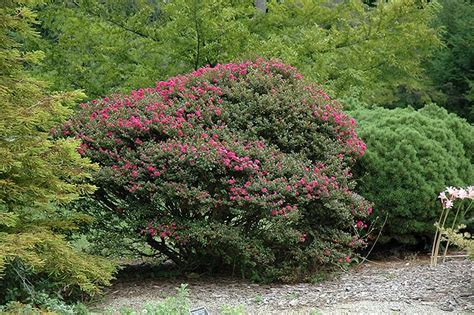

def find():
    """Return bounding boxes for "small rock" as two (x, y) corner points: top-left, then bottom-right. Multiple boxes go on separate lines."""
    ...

(441, 305), (454, 312)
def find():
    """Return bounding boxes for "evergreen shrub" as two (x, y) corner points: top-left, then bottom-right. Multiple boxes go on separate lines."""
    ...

(349, 104), (474, 244)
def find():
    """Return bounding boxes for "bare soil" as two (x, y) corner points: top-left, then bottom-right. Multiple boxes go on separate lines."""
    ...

(94, 256), (473, 314)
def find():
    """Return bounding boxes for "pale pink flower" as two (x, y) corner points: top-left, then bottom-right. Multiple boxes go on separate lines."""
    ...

(467, 186), (474, 199)
(446, 186), (458, 199)
(457, 188), (468, 199)
(444, 199), (454, 209)
(438, 191), (447, 201)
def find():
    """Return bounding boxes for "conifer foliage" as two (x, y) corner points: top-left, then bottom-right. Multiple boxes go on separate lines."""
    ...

(0, 0), (115, 305)
(350, 104), (474, 244)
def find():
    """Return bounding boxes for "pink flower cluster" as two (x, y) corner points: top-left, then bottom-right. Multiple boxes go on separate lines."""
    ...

(338, 256), (351, 263)
(438, 186), (474, 209)
(218, 147), (260, 172)
(141, 222), (182, 241)
(309, 96), (366, 157)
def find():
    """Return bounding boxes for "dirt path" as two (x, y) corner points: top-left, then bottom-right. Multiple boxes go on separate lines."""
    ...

(95, 258), (473, 314)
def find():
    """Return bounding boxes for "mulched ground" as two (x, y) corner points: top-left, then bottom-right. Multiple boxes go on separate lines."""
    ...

(94, 256), (473, 314)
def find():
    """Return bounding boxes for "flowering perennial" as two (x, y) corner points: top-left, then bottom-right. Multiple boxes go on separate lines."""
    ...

(438, 186), (474, 209)
(432, 186), (473, 266)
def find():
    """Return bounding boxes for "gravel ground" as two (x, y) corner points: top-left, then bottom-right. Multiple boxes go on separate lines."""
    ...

(95, 258), (473, 314)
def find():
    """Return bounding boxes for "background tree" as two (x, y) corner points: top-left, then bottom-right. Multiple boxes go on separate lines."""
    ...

(32, 0), (167, 98)
(0, 0), (115, 307)
(157, 0), (255, 69)
(29, 0), (440, 106)
(247, 0), (440, 105)
(33, 0), (255, 98)
(426, 0), (473, 122)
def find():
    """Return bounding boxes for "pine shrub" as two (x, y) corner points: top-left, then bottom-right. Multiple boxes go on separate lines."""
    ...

(349, 104), (474, 244)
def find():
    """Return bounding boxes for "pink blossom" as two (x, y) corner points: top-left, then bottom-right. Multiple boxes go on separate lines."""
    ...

(444, 199), (453, 209)
(446, 186), (458, 199)
(356, 220), (365, 229)
(299, 233), (307, 243)
(457, 188), (468, 199)
(468, 186), (474, 199)
(438, 191), (447, 201)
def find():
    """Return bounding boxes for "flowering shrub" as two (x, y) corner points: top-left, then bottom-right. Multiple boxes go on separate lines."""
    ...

(60, 60), (371, 281)
(349, 104), (474, 244)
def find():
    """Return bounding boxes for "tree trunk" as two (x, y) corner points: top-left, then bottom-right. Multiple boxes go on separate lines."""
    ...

(146, 234), (183, 266)
(255, 0), (267, 13)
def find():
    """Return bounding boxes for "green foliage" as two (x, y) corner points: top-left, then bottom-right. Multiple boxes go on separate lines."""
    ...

(32, 0), (167, 98)
(426, 0), (474, 122)
(0, 301), (54, 315)
(103, 284), (190, 315)
(158, 0), (255, 70)
(0, 0), (115, 307)
(137, 284), (190, 315)
(0, 233), (115, 301)
(440, 225), (474, 259)
(30, 0), (440, 105)
(247, 0), (440, 105)
(349, 103), (474, 244)
(221, 304), (246, 315)
(0, 292), (90, 315)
